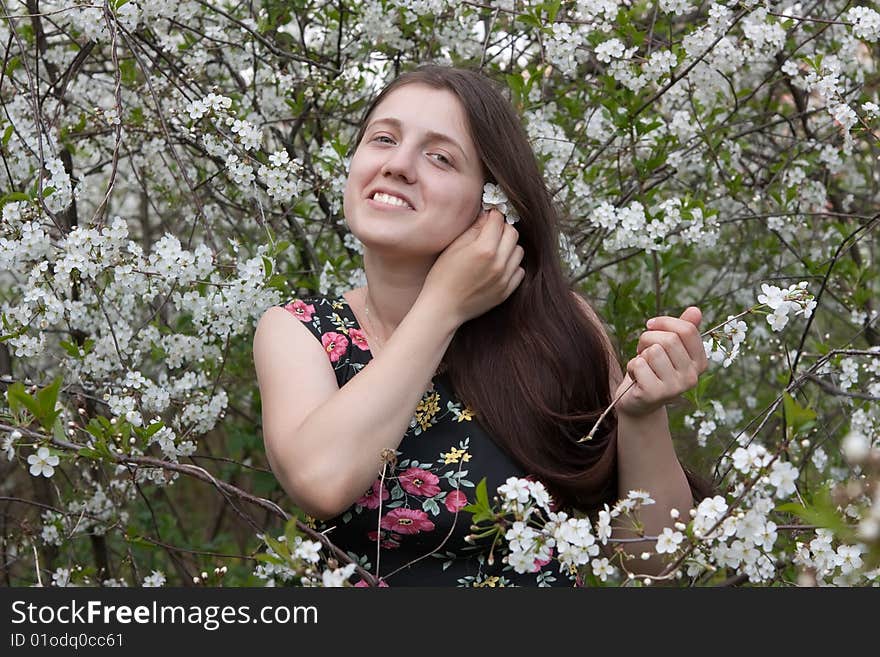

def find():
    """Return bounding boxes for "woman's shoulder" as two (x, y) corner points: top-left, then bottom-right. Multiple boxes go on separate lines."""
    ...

(272, 289), (371, 372)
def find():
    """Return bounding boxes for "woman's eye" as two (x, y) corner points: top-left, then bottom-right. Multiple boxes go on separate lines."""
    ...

(430, 153), (451, 166)
(372, 135), (395, 144)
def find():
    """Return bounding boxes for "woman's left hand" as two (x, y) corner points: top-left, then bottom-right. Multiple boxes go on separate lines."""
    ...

(615, 306), (709, 419)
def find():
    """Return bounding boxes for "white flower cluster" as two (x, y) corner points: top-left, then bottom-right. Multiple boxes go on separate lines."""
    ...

(481, 183), (520, 224)
(608, 46), (680, 93)
(846, 6), (880, 43)
(354, 2), (409, 51)
(225, 153), (254, 187)
(741, 8), (786, 58)
(544, 23), (595, 76)
(756, 281), (816, 332)
(573, 0), (619, 26)
(495, 478), (663, 580)
(391, 0), (448, 15)
(43, 157), (74, 213)
(185, 93), (233, 121)
(142, 570), (166, 587)
(691, 432), (875, 585)
(226, 117), (263, 152)
(40, 510), (63, 546)
(703, 315), (748, 370)
(253, 533), (357, 587)
(793, 529), (874, 586)
(684, 495), (773, 583)
(659, 0), (693, 16)
(58, 478), (132, 539)
(802, 58), (860, 145)
(257, 149), (303, 204)
(684, 400), (744, 448)
(595, 38), (636, 64)
(730, 443), (800, 499)
(589, 198), (720, 252)
(524, 104), (576, 187)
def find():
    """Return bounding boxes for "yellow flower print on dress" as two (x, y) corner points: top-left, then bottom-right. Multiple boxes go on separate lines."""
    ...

(447, 400), (475, 422)
(413, 390), (441, 433)
(328, 311), (354, 335)
(441, 447), (472, 465)
(472, 575), (506, 587)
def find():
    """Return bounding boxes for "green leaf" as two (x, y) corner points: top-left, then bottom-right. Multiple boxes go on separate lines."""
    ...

(263, 534), (290, 560)
(35, 377), (63, 432)
(144, 421), (165, 438)
(782, 391), (817, 437)
(120, 58), (138, 85)
(462, 478), (494, 524)
(252, 552), (281, 564)
(7, 382), (40, 419)
(682, 371), (713, 410)
(0, 191), (29, 209)
(776, 489), (848, 536)
(284, 517), (300, 547)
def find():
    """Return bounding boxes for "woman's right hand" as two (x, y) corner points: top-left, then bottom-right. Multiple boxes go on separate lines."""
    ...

(420, 208), (525, 326)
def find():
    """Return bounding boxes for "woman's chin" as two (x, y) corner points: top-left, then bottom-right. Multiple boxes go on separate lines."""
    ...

(357, 235), (442, 261)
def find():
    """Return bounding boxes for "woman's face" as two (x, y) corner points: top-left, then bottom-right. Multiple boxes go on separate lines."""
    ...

(343, 83), (485, 257)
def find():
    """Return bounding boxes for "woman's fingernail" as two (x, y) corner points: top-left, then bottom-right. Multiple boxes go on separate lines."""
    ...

(646, 318), (656, 328)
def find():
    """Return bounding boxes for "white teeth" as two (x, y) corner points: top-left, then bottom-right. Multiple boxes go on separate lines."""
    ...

(372, 192), (411, 208)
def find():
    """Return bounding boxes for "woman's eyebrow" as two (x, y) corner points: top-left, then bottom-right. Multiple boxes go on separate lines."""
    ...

(366, 117), (469, 163)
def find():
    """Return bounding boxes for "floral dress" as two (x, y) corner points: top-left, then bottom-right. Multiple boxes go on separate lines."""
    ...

(281, 293), (576, 587)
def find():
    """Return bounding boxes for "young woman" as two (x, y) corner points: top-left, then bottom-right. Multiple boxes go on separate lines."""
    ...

(253, 65), (711, 586)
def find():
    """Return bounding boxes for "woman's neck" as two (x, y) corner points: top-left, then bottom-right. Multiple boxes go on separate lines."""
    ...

(360, 248), (436, 339)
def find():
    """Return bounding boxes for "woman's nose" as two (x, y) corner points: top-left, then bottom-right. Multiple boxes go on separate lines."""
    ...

(380, 144), (417, 182)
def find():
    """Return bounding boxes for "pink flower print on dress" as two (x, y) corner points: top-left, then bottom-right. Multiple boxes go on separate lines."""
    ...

(348, 327), (370, 351)
(367, 530), (401, 549)
(380, 508), (435, 535)
(399, 467), (441, 497)
(356, 479), (390, 510)
(283, 299), (316, 322)
(354, 578), (389, 587)
(321, 332), (349, 362)
(443, 489), (468, 513)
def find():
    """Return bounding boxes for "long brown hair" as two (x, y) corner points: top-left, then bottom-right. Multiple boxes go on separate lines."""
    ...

(351, 65), (712, 511)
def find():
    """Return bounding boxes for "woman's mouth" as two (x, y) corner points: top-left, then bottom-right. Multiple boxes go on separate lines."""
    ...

(368, 191), (415, 210)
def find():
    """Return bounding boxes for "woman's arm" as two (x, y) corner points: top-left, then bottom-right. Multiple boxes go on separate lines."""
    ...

(254, 297), (459, 520)
(614, 407), (694, 577)
(574, 294), (703, 577)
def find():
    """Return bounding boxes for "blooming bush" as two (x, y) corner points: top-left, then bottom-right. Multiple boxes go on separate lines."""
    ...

(0, 0), (878, 587)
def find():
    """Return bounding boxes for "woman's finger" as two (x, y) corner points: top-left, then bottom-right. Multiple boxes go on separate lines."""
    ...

(637, 331), (691, 372)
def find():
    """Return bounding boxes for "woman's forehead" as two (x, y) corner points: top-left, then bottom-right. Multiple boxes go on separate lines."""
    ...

(368, 84), (473, 145)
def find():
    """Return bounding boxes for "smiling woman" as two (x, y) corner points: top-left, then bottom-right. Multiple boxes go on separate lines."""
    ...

(253, 65), (713, 586)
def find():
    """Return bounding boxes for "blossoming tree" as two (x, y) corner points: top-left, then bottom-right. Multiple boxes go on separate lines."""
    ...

(1, 0), (878, 587)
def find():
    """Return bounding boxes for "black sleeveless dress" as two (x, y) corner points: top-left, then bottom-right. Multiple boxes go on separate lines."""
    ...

(281, 293), (578, 587)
